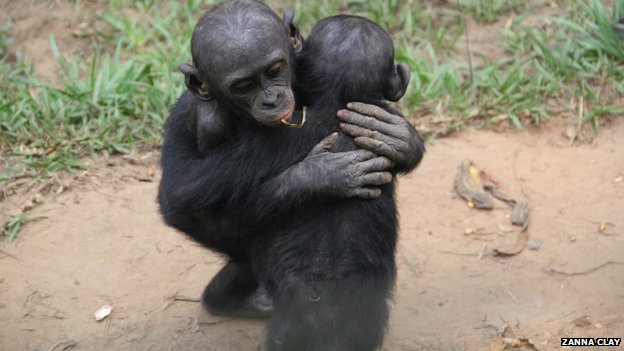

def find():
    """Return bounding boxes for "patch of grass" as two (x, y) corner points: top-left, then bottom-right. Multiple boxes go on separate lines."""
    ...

(2, 214), (47, 242)
(1, 0), (623, 180)
(501, 0), (624, 128)
(1, 37), (171, 176)
(456, 0), (524, 23)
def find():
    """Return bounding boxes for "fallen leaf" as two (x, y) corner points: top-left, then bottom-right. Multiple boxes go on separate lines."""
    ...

(94, 304), (112, 322)
(454, 160), (494, 209)
(492, 230), (529, 257)
(490, 337), (539, 351)
(572, 315), (591, 327)
(511, 201), (529, 231)
(489, 188), (516, 204)
(479, 170), (500, 189)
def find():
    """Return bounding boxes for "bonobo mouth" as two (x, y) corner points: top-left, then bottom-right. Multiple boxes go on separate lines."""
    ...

(275, 106), (294, 123)
(280, 106), (306, 129)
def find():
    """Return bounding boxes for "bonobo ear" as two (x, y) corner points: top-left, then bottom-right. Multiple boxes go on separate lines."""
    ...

(283, 9), (303, 53)
(179, 63), (211, 100)
(384, 63), (411, 102)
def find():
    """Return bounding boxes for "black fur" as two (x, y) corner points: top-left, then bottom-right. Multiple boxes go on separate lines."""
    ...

(158, 4), (424, 350)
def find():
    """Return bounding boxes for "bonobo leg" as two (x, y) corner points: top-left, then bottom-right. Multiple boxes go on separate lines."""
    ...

(266, 273), (392, 351)
(202, 261), (272, 319)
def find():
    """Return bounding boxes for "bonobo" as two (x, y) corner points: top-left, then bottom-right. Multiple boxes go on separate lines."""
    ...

(158, 0), (414, 320)
(157, 1), (425, 350)
(250, 15), (423, 351)
(177, 3), (305, 153)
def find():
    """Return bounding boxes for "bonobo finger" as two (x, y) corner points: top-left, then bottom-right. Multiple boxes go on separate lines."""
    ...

(346, 102), (403, 124)
(359, 156), (395, 172)
(358, 172), (393, 186)
(341, 149), (378, 162)
(349, 187), (382, 199)
(310, 133), (339, 154)
(337, 110), (399, 137)
(339, 123), (387, 142)
(354, 137), (402, 162)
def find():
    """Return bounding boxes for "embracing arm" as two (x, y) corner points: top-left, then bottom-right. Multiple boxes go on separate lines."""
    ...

(337, 102), (425, 174)
(229, 133), (394, 224)
(160, 110), (394, 215)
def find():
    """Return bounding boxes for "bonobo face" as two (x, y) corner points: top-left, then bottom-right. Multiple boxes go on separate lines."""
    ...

(216, 46), (295, 126)
(182, 0), (299, 127)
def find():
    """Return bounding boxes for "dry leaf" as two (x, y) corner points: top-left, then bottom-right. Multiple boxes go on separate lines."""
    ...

(94, 304), (112, 321)
(511, 201), (529, 231)
(599, 222), (607, 232)
(492, 230), (529, 257)
(572, 315), (591, 328)
(490, 337), (538, 351)
(454, 160), (494, 209)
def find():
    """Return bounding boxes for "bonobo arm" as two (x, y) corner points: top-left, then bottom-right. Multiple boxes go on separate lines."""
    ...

(160, 102), (394, 214)
(263, 132), (393, 199)
(336, 102), (424, 173)
(234, 133), (394, 226)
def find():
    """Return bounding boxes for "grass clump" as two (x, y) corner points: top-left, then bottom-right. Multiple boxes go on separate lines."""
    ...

(1, 0), (623, 180)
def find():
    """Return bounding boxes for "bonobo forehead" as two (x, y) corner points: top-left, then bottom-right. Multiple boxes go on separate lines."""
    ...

(191, 0), (290, 84)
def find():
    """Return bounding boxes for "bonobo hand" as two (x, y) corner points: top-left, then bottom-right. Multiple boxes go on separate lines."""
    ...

(337, 102), (424, 170)
(287, 133), (394, 199)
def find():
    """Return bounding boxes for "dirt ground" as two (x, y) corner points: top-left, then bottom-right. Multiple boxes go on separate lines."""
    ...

(2, 1), (624, 350)
(1, 118), (623, 351)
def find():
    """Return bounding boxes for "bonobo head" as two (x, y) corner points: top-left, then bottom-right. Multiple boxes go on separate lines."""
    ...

(179, 0), (302, 126)
(296, 15), (410, 106)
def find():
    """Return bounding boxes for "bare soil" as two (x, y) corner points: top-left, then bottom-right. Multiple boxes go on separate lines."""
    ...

(1, 119), (623, 351)
(1, 2), (623, 351)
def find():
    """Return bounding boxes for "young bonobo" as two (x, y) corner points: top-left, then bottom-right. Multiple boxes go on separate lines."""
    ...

(158, 0), (424, 350)
(251, 15), (422, 351)
(159, 0), (411, 318)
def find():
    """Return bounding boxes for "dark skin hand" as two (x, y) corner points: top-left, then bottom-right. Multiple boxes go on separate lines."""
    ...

(277, 132), (395, 199)
(337, 102), (424, 173)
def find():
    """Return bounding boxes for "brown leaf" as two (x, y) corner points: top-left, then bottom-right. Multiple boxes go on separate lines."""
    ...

(454, 160), (494, 209)
(489, 188), (516, 205)
(572, 315), (591, 328)
(479, 170), (500, 189)
(511, 201), (529, 231)
(490, 337), (539, 351)
(492, 230), (529, 257)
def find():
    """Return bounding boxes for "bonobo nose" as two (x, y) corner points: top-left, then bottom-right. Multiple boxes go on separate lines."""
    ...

(263, 91), (281, 107)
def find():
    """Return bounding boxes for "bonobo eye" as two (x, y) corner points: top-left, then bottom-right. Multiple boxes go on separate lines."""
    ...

(266, 62), (284, 78)
(231, 79), (254, 95)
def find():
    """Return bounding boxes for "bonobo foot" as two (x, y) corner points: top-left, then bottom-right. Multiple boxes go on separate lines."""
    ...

(201, 261), (272, 319)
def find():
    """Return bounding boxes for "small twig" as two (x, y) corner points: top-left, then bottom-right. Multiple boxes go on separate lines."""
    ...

(506, 290), (520, 305)
(179, 263), (196, 276)
(198, 318), (234, 326)
(47, 339), (77, 351)
(570, 96), (584, 146)
(545, 310), (575, 323)
(0, 249), (19, 260)
(172, 296), (200, 303)
(440, 250), (480, 257)
(162, 291), (200, 311)
(544, 261), (624, 276)
(398, 250), (421, 276)
(24, 289), (38, 307)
